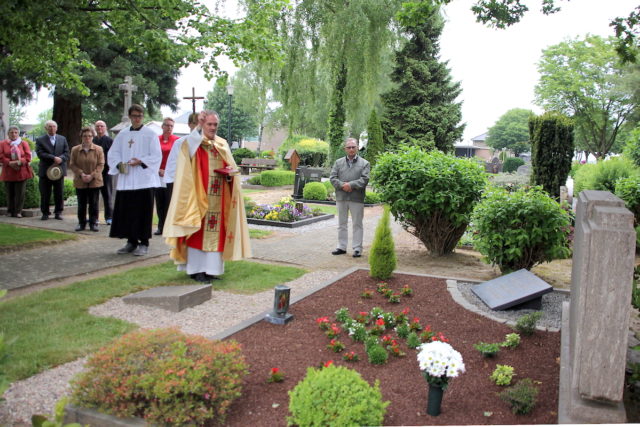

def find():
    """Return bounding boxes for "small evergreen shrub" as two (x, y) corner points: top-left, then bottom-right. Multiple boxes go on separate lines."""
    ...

(288, 365), (389, 426)
(247, 174), (261, 185)
(573, 157), (639, 196)
(472, 186), (571, 272)
(514, 311), (543, 336)
(303, 181), (328, 200)
(396, 322), (410, 339)
(615, 175), (640, 224)
(364, 191), (381, 204)
(503, 157), (525, 173)
(232, 147), (255, 166)
(260, 170), (295, 187)
(474, 342), (500, 357)
(501, 333), (521, 349)
(499, 378), (539, 414)
(70, 328), (247, 425)
(369, 205), (396, 280)
(406, 332), (421, 349)
(367, 344), (389, 365)
(490, 364), (515, 386)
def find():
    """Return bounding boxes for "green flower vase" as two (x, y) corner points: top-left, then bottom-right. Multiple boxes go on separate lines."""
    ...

(427, 383), (444, 416)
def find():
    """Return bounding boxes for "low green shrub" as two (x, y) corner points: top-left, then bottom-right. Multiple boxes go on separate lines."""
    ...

(232, 147), (256, 166)
(369, 205), (396, 280)
(473, 342), (500, 357)
(247, 174), (261, 185)
(500, 333), (521, 349)
(499, 378), (539, 414)
(569, 161), (584, 178)
(0, 176), (73, 208)
(364, 191), (381, 204)
(514, 311), (543, 336)
(366, 344), (389, 365)
(323, 180), (335, 197)
(406, 332), (421, 349)
(260, 170), (295, 187)
(573, 157), (639, 197)
(503, 157), (525, 173)
(70, 328), (247, 426)
(623, 126), (640, 167)
(288, 365), (389, 426)
(472, 186), (571, 272)
(278, 135), (330, 168)
(490, 364), (515, 386)
(615, 175), (640, 224)
(303, 182), (328, 200)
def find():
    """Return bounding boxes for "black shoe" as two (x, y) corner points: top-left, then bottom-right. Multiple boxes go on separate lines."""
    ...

(205, 274), (221, 280)
(117, 243), (137, 254)
(41, 214), (49, 221)
(353, 251), (362, 258)
(54, 214), (63, 220)
(75, 224), (86, 232)
(332, 249), (347, 255)
(153, 229), (162, 235)
(192, 272), (210, 283)
(89, 224), (99, 232)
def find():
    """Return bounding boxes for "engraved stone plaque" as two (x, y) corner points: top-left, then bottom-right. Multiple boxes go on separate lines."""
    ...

(471, 269), (553, 310)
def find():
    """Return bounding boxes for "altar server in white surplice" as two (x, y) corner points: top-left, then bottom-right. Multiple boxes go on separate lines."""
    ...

(108, 104), (162, 256)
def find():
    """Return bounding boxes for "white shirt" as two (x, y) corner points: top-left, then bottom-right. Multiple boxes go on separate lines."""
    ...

(108, 126), (162, 190)
(163, 136), (186, 184)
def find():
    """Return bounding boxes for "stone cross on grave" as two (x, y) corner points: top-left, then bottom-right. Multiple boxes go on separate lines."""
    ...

(183, 87), (205, 113)
(119, 76), (138, 122)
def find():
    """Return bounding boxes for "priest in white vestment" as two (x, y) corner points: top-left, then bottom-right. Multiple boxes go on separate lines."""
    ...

(163, 111), (251, 283)
(108, 104), (162, 256)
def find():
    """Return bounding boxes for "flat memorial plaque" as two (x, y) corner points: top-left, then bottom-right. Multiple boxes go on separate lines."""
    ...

(471, 269), (553, 310)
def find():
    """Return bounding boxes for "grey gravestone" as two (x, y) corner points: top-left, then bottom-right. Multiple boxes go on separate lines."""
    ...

(516, 164), (531, 175)
(293, 166), (324, 198)
(123, 285), (212, 312)
(471, 269), (553, 310)
(485, 157), (503, 174)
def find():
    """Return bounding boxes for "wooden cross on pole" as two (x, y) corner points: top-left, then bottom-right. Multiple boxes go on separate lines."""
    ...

(183, 87), (205, 113)
(118, 76), (138, 122)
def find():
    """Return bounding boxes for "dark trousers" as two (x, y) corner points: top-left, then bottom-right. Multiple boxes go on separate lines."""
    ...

(100, 172), (113, 220)
(4, 181), (27, 216)
(39, 176), (64, 215)
(76, 187), (100, 226)
(154, 186), (170, 233)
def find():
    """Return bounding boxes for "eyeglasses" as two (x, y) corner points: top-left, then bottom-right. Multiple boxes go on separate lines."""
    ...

(345, 146), (358, 150)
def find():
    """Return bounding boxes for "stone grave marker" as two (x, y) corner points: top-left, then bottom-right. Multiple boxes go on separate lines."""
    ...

(516, 164), (531, 175)
(471, 269), (553, 310)
(485, 157), (503, 174)
(123, 285), (212, 312)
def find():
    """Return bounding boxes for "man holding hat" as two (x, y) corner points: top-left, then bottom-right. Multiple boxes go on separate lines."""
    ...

(35, 120), (69, 220)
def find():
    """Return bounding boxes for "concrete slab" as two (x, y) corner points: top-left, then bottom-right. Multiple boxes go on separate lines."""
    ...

(123, 285), (212, 312)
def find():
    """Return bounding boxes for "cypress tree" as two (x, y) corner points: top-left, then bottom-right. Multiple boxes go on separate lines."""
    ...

(327, 63), (348, 164)
(365, 109), (384, 168)
(529, 112), (574, 199)
(380, 4), (464, 152)
(369, 205), (396, 280)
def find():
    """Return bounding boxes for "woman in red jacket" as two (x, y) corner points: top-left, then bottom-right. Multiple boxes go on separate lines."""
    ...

(0, 126), (33, 217)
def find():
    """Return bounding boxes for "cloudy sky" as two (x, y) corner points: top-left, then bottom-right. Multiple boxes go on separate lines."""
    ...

(25, 0), (637, 142)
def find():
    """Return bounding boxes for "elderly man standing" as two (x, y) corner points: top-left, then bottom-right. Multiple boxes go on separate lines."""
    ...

(93, 120), (114, 225)
(108, 104), (161, 256)
(329, 138), (370, 258)
(164, 110), (251, 283)
(35, 120), (69, 220)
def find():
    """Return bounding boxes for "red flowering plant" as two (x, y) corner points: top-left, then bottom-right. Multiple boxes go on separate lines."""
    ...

(323, 360), (334, 368)
(268, 367), (284, 383)
(316, 316), (331, 331)
(420, 325), (435, 342)
(327, 339), (346, 352)
(387, 340), (406, 357)
(355, 311), (369, 324)
(387, 293), (401, 303)
(401, 284), (413, 296)
(381, 335), (395, 347)
(325, 323), (341, 339)
(409, 317), (423, 332)
(370, 318), (386, 335)
(361, 289), (374, 299)
(376, 282), (389, 294)
(383, 288), (394, 298)
(395, 307), (410, 324)
(342, 351), (359, 362)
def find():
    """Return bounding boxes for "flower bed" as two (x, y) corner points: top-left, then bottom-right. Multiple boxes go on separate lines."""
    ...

(246, 196), (334, 228)
(219, 270), (561, 426)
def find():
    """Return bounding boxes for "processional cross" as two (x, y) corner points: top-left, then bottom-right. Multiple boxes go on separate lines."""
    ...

(119, 76), (138, 122)
(183, 87), (205, 113)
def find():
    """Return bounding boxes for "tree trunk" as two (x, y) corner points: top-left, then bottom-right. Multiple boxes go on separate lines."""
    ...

(52, 91), (82, 148)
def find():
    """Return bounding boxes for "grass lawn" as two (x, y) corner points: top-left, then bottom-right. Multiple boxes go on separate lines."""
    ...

(0, 260), (306, 382)
(0, 223), (76, 251)
(307, 203), (337, 215)
(249, 228), (273, 239)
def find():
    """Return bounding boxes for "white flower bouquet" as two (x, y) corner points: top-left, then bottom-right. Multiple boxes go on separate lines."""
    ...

(417, 341), (465, 389)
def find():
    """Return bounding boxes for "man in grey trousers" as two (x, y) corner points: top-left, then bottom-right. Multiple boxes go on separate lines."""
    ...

(329, 138), (370, 258)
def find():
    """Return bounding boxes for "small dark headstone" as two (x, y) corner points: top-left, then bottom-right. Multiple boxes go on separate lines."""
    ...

(471, 269), (553, 310)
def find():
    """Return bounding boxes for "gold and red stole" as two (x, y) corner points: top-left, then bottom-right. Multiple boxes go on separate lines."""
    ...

(185, 140), (228, 252)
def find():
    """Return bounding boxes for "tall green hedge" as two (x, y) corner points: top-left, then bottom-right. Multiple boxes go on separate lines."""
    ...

(259, 170), (295, 187)
(278, 135), (330, 168)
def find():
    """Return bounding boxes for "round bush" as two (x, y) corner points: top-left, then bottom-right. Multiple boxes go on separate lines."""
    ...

(502, 157), (525, 173)
(302, 181), (327, 200)
(323, 180), (334, 196)
(371, 146), (487, 255)
(364, 191), (381, 204)
(70, 328), (247, 425)
(288, 365), (389, 426)
(573, 157), (638, 196)
(278, 135), (329, 168)
(472, 186), (572, 272)
(232, 147), (255, 166)
(615, 175), (640, 224)
(260, 170), (295, 187)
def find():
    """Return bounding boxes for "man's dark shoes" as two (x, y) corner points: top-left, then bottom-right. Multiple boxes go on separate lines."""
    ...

(353, 251), (362, 258)
(41, 214), (49, 220)
(153, 229), (162, 235)
(117, 242), (136, 254)
(332, 249), (347, 255)
(89, 224), (99, 232)
(54, 214), (63, 220)
(193, 272), (210, 283)
(75, 224), (86, 232)
(206, 274), (221, 281)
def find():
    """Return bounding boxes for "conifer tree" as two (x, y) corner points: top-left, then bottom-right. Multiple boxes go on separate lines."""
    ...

(369, 205), (396, 280)
(365, 109), (384, 168)
(381, 3), (464, 152)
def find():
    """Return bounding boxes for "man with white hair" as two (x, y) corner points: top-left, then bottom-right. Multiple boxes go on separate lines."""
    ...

(93, 120), (114, 224)
(35, 120), (69, 220)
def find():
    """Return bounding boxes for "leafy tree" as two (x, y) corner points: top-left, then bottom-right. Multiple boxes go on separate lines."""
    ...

(486, 108), (533, 155)
(365, 109), (384, 167)
(535, 35), (640, 159)
(205, 79), (259, 145)
(529, 112), (574, 199)
(380, 3), (464, 153)
(9, 104), (24, 127)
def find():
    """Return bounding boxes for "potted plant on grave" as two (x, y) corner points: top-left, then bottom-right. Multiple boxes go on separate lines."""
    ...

(417, 341), (465, 416)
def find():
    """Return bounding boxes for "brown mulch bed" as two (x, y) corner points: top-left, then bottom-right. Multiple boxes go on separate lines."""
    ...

(224, 270), (560, 426)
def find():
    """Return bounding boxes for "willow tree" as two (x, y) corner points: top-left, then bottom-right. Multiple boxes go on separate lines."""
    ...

(277, 0), (401, 163)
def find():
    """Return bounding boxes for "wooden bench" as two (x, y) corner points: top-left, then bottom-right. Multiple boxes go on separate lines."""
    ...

(240, 158), (277, 175)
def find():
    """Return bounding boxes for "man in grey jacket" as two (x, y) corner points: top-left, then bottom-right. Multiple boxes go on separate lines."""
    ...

(329, 138), (370, 257)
